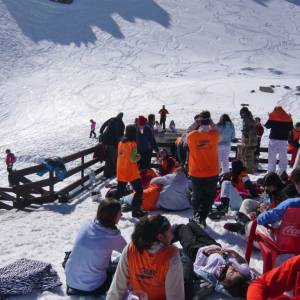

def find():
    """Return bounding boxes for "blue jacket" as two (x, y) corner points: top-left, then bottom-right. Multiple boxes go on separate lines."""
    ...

(258, 197), (300, 225)
(217, 122), (235, 145)
(65, 220), (126, 291)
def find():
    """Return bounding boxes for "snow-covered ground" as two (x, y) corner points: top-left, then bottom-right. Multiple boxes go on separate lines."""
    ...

(0, 0), (300, 299)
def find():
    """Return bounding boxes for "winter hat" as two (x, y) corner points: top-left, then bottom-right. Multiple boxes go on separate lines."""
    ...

(137, 115), (147, 126)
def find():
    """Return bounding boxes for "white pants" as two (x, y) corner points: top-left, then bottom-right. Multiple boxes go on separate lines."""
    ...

(218, 144), (231, 174)
(268, 139), (288, 175)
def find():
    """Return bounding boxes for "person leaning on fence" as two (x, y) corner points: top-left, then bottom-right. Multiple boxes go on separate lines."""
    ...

(264, 106), (293, 176)
(99, 113), (125, 178)
(65, 199), (126, 297)
(238, 107), (257, 173)
(106, 215), (184, 300)
(116, 124), (148, 218)
(187, 110), (220, 227)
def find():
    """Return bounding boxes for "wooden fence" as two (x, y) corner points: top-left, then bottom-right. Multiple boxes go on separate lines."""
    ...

(0, 139), (287, 210)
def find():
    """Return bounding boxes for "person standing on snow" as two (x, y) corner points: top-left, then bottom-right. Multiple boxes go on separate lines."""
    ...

(99, 113), (125, 178)
(187, 110), (220, 227)
(158, 105), (169, 131)
(5, 149), (16, 186)
(238, 107), (257, 173)
(264, 106), (293, 176)
(89, 119), (97, 138)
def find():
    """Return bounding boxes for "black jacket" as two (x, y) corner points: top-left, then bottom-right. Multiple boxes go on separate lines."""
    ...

(100, 117), (125, 146)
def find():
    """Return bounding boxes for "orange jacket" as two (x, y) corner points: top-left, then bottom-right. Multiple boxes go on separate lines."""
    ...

(117, 141), (140, 182)
(128, 243), (177, 300)
(247, 255), (300, 300)
(187, 129), (220, 178)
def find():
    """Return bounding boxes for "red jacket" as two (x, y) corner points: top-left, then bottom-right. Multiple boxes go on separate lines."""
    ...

(5, 153), (16, 167)
(247, 255), (300, 300)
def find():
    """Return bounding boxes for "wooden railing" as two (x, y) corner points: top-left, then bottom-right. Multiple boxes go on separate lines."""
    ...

(0, 140), (289, 210)
(0, 146), (103, 209)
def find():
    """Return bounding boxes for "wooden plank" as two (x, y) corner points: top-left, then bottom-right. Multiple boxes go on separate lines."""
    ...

(58, 166), (104, 196)
(0, 187), (14, 192)
(0, 201), (13, 210)
(0, 190), (16, 202)
(19, 176), (49, 195)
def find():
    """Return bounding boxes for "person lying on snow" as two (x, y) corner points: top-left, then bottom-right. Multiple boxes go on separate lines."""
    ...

(106, 215), (185, 300)
(172, 220), (257, 299)
(65, 199), (126, 297)
(208, 159), (259, 220)
(247, 255), (300, 300)
(118, 166), (191, 212)
(224, 169), (300, 236)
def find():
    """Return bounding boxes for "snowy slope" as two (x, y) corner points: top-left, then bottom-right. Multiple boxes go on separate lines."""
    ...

(0, 0), (300, 299)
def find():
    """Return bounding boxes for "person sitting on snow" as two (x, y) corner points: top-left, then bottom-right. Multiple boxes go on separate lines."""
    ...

(208, 159), (258, 220)
(65, 199), (126, 297)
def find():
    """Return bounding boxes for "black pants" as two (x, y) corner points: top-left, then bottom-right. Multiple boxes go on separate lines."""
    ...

(175, 222), (219, 299)
(104, 145), (118, 178)
(191, 176), (218, 221)
(117, 179), (143, 211)
(160, 116), (166, 130)
(7, 167), (14, 187)
(139, 150), (153, 170)
(89, 129), (96, 138)
(67, 260), (117, 296)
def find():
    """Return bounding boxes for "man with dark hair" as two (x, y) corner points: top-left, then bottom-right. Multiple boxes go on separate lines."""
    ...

(187, 110), (220, 227)
(158, 105), (169, 130)
(100, 113), (125, 178)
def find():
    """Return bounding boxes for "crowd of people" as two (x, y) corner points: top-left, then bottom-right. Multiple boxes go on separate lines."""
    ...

(4, 104), (300, 299)
(62, 104), (300, 299)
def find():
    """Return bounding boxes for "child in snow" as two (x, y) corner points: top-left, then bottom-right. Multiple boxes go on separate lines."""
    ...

(5, 149), (16, 186)
(89, 119), (96, 138)
(65, 199), (126, 297)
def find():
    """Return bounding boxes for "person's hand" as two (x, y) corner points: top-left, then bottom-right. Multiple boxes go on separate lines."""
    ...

(249, 212), (257, 220)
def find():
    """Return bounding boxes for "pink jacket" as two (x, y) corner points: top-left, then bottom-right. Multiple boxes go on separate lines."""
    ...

(6, 153), (16, 167)
(91, 121), (96, 130)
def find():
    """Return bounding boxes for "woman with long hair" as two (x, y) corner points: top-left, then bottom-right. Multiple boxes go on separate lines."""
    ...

(116, 124), (147, 218)
(107, 215), (184, 300)
(65, 199), (126, 297)
(217, 114), (235, 174)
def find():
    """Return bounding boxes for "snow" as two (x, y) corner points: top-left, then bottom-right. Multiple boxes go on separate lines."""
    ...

(0, 0), (300, 299)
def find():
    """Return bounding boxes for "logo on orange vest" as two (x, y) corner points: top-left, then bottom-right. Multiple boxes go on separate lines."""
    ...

(136, 268), (156, 280)
(197, 139), (209, 148)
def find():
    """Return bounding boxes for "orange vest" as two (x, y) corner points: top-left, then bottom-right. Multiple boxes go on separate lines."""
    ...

(117, 141), (140, 182)
(141, 184), (161, 211)
(127, 243), (177, 300)
(187, 129), (220, 178)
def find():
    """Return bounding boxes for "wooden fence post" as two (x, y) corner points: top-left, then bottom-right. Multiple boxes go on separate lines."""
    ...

(49, 171), (54, 195)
